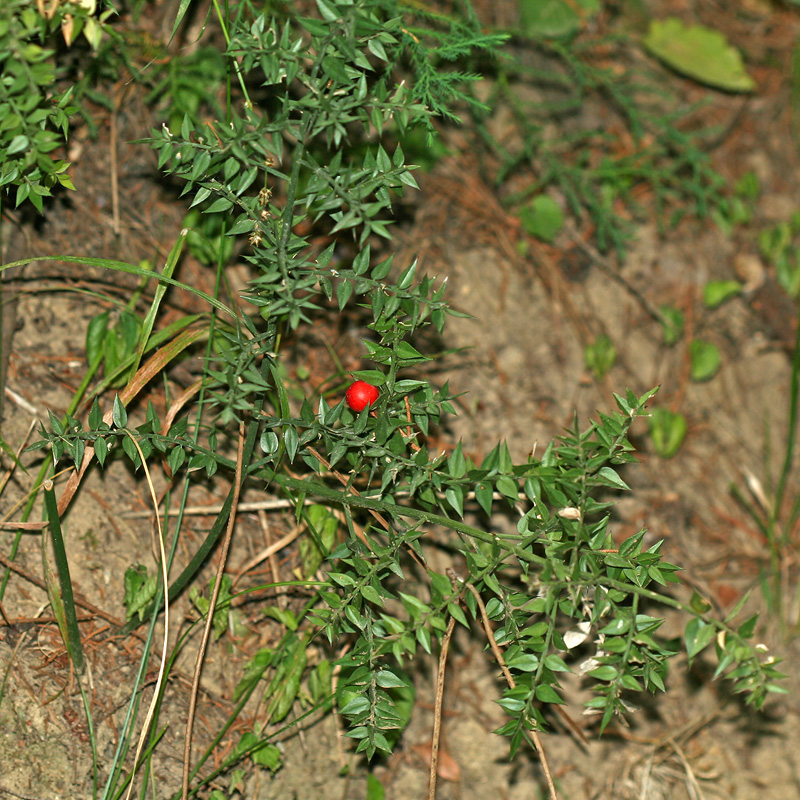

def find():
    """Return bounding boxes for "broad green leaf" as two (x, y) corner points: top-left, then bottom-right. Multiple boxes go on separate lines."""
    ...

(366, 775), (385, 800)
(704, 280), (741, 309)
(659, 305), (684, 345)
(519, 0), (581, 39)
(519, 195), (564, 242)
(643, 18), (755, 93)
(689, 339), (721, 382)
(685, 617), (716, 661)
(648, 407), (687, 458)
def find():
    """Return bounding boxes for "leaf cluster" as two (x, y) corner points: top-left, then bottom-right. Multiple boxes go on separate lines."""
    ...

(27, 0), (786, 786)
(0, 0), (78, 210)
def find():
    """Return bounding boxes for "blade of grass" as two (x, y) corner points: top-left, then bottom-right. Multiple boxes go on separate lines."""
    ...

(57, 324), (211, 518)
(129, 231), (187, 381)
(0, 255), (236, 320)
(42, 479), (85, 674)
(76, 677), (99, 799)
(108, 240), (235, 794)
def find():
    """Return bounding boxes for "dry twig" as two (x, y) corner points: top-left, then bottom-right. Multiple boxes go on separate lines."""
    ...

(428, 613), (457, 800)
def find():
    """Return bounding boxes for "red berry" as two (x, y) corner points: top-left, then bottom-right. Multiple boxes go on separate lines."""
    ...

(345, 380), (379, 412)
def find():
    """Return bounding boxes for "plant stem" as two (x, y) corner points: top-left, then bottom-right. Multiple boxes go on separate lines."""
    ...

(211, 0), (251, 108)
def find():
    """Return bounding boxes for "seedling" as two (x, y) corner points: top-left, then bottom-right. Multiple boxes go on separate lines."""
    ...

(649, 407), (688, 458)
(660, 305), (685, 346)
(704, 280), (742, 309)
(690, 339), (722, 382)
(584, 335), (617, 380)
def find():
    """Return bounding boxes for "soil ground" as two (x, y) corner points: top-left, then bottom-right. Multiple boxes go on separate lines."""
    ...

(2, 2), (800, 800)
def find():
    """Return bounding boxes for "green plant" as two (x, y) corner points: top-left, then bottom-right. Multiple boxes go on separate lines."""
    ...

(648, 406), (687, 459)
(713, 170), (760, 235)
(689, 338), (721, 382)
(144, 46), (228, 133)
(520, 194), (565, 243)
(732, 299), (800, 635)
(642, 18), (755, 93)
(584, 334), (616, 380)
(0, 0), (115, 211)
(0, 1), (76, 211)
(704, 280), (742, 309)
(759, 211), (800, 298)
(659, 304), (684, 346)
(464, 7), (735, 258)
(4, 2), (786, 798)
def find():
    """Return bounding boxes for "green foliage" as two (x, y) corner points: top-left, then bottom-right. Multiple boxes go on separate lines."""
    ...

(0, 0), (115, 212)
(85, 307), (143, 386)
(191, 575), (243, 640)
(0, 1), (76, 210)
(689, 338), (721, 382)
(713, 170), (760, 235)
(472, 8), (735, 257)
(24, 0), (784, 792)
(519, 0), (599, 40)
(145, 46), (228, 133)
(648, 407), (687, 459)
(759, 211), (800, 298)
(659, 305), (684, 346)
(183, 207), (235, 266)
(519, 194), (564, 243)
(123, 563), (157, 622)
(584, 334), (616, 380)
(703, 280), (742, 309)
(643, 18), (756, 93)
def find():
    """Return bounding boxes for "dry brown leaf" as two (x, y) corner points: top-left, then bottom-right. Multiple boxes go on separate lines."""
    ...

(412, 741), (461, 782)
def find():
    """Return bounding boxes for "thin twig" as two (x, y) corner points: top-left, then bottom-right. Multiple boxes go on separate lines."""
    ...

(667, 737), (707, 800)
(181, 421), (247, 800)
(0, 418), (36, 497)
(231, 522), (303, 588)
(120, 498), (314, 519)
(256, 510), (285, 608)
(0, 787), (50, 800)
(120, 490), (528, 520)
(428, 614), (456, 800)
(446, 568), (559, 800)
